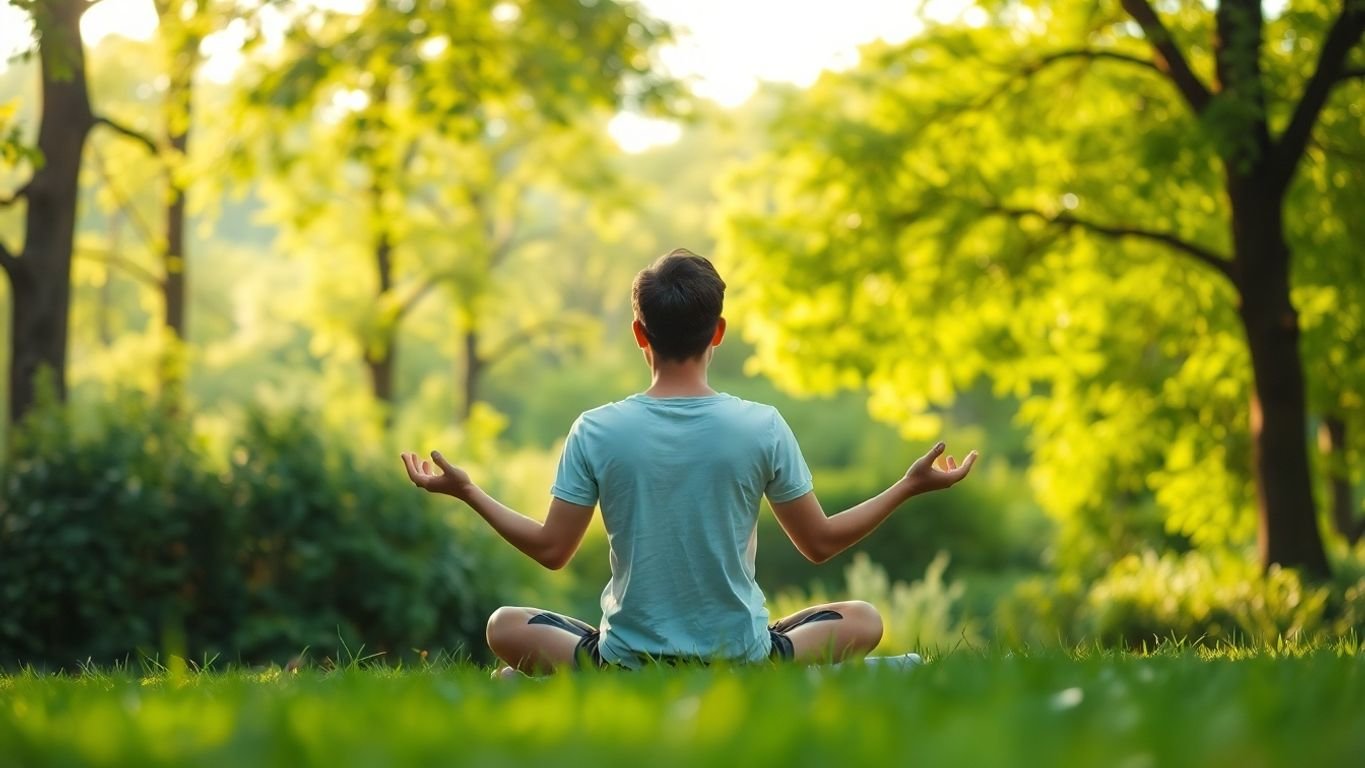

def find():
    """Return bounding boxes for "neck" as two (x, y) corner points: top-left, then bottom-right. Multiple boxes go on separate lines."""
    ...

(644, 354), (716, 398)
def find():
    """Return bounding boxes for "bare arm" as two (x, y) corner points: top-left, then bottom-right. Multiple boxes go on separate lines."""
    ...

(401, 450), (593, 570)
(770, 442), (978, 564)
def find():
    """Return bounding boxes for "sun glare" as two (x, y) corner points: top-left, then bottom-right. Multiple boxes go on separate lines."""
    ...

(0, 0), (977, 152)
(81, 0), (159, 45)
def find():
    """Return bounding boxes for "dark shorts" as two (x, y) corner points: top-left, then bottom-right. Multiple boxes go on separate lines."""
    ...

(529, 609), (844, 669)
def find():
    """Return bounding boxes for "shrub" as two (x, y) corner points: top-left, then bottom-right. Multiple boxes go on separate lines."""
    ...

(0, 395), (511, 670)
(771, 552), (981, 654)
(996, 550), (1344, 648)
(1081, 550), (1330, 645)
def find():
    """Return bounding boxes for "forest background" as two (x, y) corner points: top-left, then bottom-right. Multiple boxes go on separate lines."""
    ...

(1, 0), (1363, 669)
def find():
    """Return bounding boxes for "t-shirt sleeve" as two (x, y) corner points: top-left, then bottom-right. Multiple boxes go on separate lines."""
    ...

(765, 409), (814, 503)
(551, 416), (599, 506)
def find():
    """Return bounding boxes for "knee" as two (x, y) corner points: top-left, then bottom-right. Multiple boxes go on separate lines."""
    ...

(486, 606), (527, 652)
(840, 600), (883, 650)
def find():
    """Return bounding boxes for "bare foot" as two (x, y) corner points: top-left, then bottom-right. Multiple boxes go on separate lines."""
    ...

(491, 666), (522, 681)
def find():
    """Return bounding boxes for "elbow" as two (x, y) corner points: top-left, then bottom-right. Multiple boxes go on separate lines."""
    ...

(803, 541), (837, 565)
(537, 548), (573, 571)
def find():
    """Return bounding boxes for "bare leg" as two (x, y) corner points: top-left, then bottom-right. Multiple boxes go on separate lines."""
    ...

(772, 600), (883, 664)
(485, 606), (597, 675)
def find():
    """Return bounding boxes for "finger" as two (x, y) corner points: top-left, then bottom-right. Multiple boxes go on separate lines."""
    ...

(401, 453), (421, 482)
(922, 441), (947, 468)
(431, 450), (458, 475)
(946, 456), (957, 470)
(956, 451), (979, 476)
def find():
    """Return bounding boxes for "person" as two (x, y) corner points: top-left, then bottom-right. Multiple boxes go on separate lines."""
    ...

(401, 248), (977, 676)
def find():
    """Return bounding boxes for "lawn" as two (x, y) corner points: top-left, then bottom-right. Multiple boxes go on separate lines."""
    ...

(2, 650), (1363, 767)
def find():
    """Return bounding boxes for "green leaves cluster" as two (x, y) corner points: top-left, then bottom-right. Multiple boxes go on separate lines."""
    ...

(220, 0), (680, 418)
(717, 0), (1364, 573)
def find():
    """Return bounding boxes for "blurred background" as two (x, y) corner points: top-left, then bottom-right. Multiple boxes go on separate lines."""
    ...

(1, 0), (1362, 669)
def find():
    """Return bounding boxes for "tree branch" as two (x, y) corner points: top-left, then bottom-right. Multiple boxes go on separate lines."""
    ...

(1273, 7), (1365, 189)
(1341, 67), (1365, 81)
(957, 48), (1169, 118)
(90, 149), (161, 253)
(395, 271), (452, 320)
(1028, 49), (1167, 77)
(94, 115), (159, 155)
(482, 319), (585, 367)
(985, 204), (1235, 284)
(76, 247), (164, 289)
(1119, 0), (1213, 113)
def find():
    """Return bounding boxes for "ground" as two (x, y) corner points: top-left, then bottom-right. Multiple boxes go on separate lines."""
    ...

(2, 650), (1363, 767)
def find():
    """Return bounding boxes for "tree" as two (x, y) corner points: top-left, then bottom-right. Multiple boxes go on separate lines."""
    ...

(0, 0), (169, 425)
(719, 0), (1364, 576)
(235, 0), (675, 426)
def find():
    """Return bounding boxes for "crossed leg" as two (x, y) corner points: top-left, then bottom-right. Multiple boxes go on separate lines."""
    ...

(771, 600), (884, 664)
(485, 606), (596, 677)
(486, 599), (884, 676)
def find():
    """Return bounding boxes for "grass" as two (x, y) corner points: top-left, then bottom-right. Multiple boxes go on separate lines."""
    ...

(2, 649), (1364, 768)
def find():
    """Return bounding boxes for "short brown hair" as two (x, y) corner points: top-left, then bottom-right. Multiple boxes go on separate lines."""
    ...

(631, 249), (726, 361)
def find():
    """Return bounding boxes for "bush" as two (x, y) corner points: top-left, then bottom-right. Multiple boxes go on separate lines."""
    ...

(996, 550), (1349, 648)
(0, 395), (512, 669)
(771, 552), (981, 654)
(0, 395), (224, 667)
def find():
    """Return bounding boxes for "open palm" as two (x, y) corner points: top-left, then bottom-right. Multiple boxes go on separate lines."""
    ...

(904, 442), (978, 494)
(401, 451), (474, 499)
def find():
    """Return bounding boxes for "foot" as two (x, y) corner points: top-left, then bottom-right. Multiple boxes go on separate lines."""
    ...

(491, 666), (522, 680)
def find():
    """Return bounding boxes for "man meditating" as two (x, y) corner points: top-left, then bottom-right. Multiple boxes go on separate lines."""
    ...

(401, 249), (977, 675)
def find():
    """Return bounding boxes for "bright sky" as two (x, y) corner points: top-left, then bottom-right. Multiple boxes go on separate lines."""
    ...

(0, 0), (975, 151)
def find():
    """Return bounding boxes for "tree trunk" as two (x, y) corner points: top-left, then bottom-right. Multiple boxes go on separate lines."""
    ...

(1211, 0), (1330, 577)
(461, 329), (481, 424)
(1231, 178), (1330, 577)
(1319, 417), (1361, 546)
(159, 13), (199, 344)
(365, 229), (396, 424)
(365, 346), (394, 408)
(7, 0), (94, 425)
(164, 107), (188, 340)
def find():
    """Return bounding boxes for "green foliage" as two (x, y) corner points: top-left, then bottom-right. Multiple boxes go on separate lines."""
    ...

(0, 99), (40, 169)
(4, 655), (1365, 767)
(0, 394), (511, 669)
(716, 1), (1365, 573)
(773, 552), (981, 654)
(222, 407), (507, 662)
(0, 392), (224, 667)
(216, 0), (681, 424)
(1082, 551), (1331, 645)
(997, 550), (1365, 648)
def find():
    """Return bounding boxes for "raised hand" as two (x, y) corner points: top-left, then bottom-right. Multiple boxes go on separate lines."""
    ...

(401, 450), (475, 500)
(903, 442), (978, 495)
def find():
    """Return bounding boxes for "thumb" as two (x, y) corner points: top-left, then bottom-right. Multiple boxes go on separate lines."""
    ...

(911, 441), (946, 471)
(431, 450), (458, 474)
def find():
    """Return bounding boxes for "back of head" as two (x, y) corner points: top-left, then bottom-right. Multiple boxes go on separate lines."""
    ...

(631, 249), (726, 362)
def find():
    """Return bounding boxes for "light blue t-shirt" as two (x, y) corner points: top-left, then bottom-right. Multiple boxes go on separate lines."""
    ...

(550, 393), (813, 668)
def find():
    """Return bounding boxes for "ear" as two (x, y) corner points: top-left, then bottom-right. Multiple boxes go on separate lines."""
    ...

(632, 319), (650, 349)
(711, 317), (727, 347)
